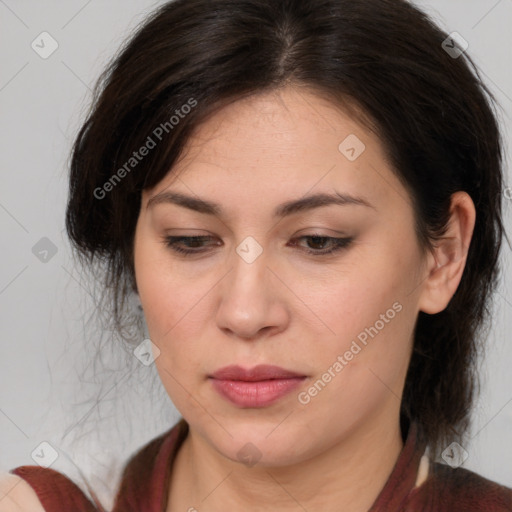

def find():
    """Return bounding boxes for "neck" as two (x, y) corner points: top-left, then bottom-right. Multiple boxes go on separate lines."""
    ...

(167, 413), (405, 512)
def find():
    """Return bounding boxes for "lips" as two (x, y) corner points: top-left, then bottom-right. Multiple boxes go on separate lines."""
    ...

(209, 364), (306, 408)
(210, 364), (305, 381)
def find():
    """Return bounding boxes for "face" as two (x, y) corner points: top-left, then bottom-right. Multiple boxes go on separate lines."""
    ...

(133, 85), (429, 467)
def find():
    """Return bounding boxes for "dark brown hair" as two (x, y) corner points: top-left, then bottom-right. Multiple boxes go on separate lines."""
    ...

(65, 0), (507, 504)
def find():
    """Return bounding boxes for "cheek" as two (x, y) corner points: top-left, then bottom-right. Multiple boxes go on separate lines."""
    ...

(296, 242), (416, 382)
(296, 273), (414, 433)
(135, 236), (181, 358)
(134, 238), (209, 379)
(134, 230), (184, 331)
(296, 261), (397, 344)
(136, 256), (204, 412)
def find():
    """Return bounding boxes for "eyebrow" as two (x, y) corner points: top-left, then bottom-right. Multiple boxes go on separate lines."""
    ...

(146, 190), (375, 218)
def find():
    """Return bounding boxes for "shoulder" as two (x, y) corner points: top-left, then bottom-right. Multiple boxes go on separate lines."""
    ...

(1, 466), (100, 512)
(0, 473), (45, 512)
(410, 462), (512, 511)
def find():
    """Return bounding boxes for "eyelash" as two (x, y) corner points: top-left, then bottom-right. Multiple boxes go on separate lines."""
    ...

(162, 234), (354, 257)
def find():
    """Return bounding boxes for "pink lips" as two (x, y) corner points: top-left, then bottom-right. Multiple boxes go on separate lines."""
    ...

(209, 364), (306, 408)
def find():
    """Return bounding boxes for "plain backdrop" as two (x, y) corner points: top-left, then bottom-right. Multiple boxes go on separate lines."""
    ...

(1, 0), (511, 507)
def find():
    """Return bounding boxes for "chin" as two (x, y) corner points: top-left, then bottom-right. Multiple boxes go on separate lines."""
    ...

(206, 420), (314, 468)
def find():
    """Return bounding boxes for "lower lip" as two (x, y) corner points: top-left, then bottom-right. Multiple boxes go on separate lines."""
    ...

(210, 377), (305, 407)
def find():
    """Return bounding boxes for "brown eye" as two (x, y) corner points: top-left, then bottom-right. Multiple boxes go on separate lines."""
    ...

(288, 235), (354, 256)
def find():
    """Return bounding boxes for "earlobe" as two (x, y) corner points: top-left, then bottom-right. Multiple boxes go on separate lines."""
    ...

(418, 191), (476, 315)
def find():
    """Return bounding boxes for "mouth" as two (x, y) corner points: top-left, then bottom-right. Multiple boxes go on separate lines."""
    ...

(208, 364), (307, 408)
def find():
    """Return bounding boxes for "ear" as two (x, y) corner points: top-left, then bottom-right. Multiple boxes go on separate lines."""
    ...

(417, 191), (476, 315)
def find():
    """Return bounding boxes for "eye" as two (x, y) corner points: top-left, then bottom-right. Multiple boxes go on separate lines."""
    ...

(289, 234), (354, 255)
(163, 235), (219, 255)
(162, 234), (354, 257)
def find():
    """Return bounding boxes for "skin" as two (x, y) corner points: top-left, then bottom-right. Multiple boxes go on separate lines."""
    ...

(133, 84), (475, 512)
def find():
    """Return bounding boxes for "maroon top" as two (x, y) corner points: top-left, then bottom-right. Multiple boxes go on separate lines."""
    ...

(10, 419), (512, 511)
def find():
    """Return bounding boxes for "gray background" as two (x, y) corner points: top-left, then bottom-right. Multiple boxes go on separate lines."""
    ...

(1, 0), (511, 507)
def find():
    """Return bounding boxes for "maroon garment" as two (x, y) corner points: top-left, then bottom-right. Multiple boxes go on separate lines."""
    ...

(10, 419), (512, 511)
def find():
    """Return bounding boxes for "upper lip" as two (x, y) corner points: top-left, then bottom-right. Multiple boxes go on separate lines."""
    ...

(210, 364), (306, 381)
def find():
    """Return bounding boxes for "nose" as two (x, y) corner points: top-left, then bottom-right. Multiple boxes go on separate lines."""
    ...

(215, 247), (290, 341)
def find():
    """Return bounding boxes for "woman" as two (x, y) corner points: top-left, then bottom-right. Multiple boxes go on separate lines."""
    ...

(2, 0), (511, 510)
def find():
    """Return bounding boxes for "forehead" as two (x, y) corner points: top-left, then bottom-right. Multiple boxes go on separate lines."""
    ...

(181, 86), (371, 160)
(143, 86), (410, 218)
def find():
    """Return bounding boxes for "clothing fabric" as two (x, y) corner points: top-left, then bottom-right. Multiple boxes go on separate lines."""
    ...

(10, 419), (512, 511)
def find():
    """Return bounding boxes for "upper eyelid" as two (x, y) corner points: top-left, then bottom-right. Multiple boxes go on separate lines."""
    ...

(163, 233), (348, 242)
